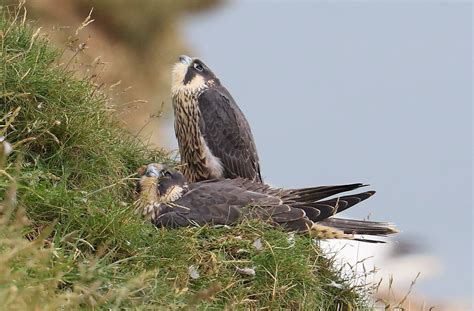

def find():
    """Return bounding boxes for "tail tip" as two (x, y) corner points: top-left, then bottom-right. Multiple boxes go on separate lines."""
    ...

(387, 225), (400, 234)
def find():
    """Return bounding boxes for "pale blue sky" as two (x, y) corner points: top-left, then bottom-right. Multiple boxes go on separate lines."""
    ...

(162, 0), (473, 302)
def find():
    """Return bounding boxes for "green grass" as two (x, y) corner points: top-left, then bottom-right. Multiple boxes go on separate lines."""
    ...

(0, 5), (372, 309)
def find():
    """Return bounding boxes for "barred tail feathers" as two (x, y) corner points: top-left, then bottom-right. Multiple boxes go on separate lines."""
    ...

(318, 217), (399, 236)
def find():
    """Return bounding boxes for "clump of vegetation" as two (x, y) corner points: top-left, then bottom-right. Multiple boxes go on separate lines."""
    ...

(0, 5), (371, 309)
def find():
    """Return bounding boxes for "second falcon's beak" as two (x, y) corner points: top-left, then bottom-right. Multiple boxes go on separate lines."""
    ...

(179, 55), (192, 65)
(145, 164), (160, 177)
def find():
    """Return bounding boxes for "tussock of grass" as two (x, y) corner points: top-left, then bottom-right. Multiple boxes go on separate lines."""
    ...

(0, 5), (371, 309)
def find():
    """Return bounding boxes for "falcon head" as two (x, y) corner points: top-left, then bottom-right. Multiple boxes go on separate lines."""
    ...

(171, 55), (219, 95)
(136, 163), (187, 205)
(146, 163), (187, 201)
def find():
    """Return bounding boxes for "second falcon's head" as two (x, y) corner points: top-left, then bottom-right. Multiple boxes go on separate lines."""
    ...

(134, 163), (187, 220)
(171, 55), (219, 94)
(141, 163), (187, 202)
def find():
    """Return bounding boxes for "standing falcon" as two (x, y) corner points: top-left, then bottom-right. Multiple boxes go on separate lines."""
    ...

(135, 164), (398, 242)
(171, 55), (262, 183)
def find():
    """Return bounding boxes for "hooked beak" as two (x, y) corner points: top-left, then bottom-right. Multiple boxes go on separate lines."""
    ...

(179, 55), (192, 65)
(145, 165), (160, 177)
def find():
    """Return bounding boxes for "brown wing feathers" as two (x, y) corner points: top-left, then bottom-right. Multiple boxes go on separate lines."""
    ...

(296, 191), (376, 221)
(260, 186), (394, 241)
(149, 176), (396, 241)
(254, 187), (381, 237)
(284, 183), (368, 202)
(198, 88), (262, 182)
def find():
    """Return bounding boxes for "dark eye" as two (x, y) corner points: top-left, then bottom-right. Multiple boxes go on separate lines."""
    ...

(193, 63), (203, 71)
(163, 170), (172, 177)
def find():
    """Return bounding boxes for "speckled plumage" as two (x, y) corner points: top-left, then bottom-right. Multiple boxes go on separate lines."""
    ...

(171, 56), (262, 183)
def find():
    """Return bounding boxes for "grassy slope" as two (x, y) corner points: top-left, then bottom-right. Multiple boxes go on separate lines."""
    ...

(0, 7), (371, 310)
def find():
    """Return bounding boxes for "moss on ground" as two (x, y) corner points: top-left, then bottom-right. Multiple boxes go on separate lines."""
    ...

(0, 6), (371, 310)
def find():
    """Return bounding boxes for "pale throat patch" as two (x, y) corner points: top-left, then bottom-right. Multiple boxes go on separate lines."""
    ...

(163, 185), (185, 203)
(171, 62), (207, 96)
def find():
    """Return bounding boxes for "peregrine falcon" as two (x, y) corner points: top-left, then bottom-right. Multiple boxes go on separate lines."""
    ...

(171, 55), (262, 183)
(135, 164), (398, 242)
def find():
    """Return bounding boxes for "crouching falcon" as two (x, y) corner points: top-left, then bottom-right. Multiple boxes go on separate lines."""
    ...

(135, 164), (398, 243)
(171, 55), (262, 183)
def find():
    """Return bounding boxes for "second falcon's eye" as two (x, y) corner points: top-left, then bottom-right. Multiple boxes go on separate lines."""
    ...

(193, 63), (203, 72)
(162, 170), (172, 177)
